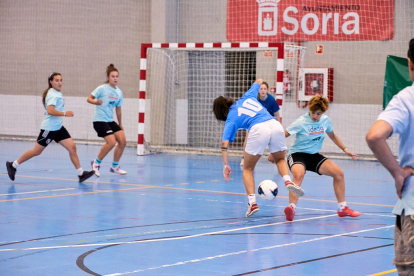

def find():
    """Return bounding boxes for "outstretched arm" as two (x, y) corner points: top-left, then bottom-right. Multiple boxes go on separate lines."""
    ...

(366, 120), (414, 199)
(326, 131), (358, 161)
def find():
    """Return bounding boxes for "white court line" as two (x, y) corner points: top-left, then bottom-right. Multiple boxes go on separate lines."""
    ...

(0, 188), (75, 197)
(0, 214), (338, 252)
(104, 224), (394, 276)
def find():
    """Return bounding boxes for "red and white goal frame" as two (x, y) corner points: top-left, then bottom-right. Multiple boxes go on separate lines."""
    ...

(138, 42), (286, 155)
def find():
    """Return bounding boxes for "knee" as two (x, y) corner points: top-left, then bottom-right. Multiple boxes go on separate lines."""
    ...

(68, 144), (77, 154)
(293, 172), (305, 182)
(118, 139), (126, 148)
(33, 149), (43, 156)
(107, 140), (116, 148)
(334, 169), (344, 181)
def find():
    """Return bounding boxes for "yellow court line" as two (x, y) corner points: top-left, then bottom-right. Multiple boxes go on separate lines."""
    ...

(0, 186), (156, 203)
(0, 173), (147, 187)
(367, 269), (397, 276)
(0, 174), (395, 207)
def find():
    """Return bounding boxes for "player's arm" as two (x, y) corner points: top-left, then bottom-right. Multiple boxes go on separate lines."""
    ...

(366, 120), (414, 199)
(46, 105), (73, 117)
(87, 94), (102, 105)
(285, 130), (290, 138)
(274, 111), (281, 123)
(221, 140), (231, 181)
(326, 131), (358, 161)
(115, 106), (123, 129)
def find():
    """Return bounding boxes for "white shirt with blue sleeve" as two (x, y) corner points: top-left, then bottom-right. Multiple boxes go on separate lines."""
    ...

(377, 83), (414, 216)
(222, 83), (274, 142)
(40, 88), (65, 131)
(286, 113), (333, 155)
(92, 84), (124, 122)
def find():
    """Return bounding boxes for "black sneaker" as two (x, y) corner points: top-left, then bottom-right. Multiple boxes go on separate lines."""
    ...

(6, 161), (16, 181)
(78, 170), (95, 183)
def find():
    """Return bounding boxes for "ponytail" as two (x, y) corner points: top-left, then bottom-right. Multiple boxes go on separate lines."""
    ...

(213, 96), (234, 121)
(42, 72), (61, 107)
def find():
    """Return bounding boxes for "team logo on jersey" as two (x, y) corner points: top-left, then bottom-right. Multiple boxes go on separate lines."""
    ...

(307, 125), (324, 135)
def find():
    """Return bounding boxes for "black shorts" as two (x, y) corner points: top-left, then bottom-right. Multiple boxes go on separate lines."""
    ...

(287, 152), (328, 175)
(93, 121), (122, 138)
(36, 126), (71, 147)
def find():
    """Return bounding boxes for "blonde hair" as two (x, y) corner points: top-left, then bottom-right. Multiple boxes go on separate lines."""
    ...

(308, 95), (329, 112)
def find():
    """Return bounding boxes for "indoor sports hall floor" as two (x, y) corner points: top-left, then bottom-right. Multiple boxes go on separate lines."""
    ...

(0, 140), (398, 276)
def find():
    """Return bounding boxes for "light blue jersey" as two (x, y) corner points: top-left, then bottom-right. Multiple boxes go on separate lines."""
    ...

(286, 113), (333, 155)
(222, 83), (274, 142)
(378, 83), (414, 216)
(91, 84), (123, 122)
(40, 88), (65, 131)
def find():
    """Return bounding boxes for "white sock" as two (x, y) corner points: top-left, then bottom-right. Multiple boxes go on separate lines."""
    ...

(289, 203), (296, 209)
(12, 160), (19, 168)
(338, 201), (347, 210)
(77, 168), (84, 176)
(282, 175), (292, 182)
(248, 194), (256, 205)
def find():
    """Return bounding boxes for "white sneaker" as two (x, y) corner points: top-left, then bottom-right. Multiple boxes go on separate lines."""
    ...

(110, 165), (127, 175)
(240, 158), (244, 167)
(91, 160), (101, 177)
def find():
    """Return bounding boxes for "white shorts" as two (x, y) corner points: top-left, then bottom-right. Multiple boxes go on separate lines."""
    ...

(245, 119), (287, 156)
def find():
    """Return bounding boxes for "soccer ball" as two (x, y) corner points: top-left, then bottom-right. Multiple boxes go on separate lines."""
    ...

(258, 180), (278, 200)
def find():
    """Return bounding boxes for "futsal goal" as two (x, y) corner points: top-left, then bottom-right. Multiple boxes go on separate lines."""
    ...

(138, 42), (306, 156)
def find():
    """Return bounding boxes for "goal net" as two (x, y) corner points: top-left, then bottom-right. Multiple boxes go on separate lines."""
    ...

(138, 42), (306, 156)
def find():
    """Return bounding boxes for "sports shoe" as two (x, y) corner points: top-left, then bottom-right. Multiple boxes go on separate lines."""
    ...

(246, 203), (259, 218)
(110, 165), (127, 175)
(240, 158), (244, 167)
(91, 160), (101, 177)
(337, 206), (361, 218)
(285, 181), (305, 197)
(6, 161), (16, 181)
(78, 170), (95, 183)
(284, 206), (295, 221)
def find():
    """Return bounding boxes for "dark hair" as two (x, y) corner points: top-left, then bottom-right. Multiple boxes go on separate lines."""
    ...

(105, 64), (118, 83)
(408, 38), (414, 62)
(213, 96), (234, 121)
(308, 94), (329, 112)
(42, 72), (61, 107)
(261, 81), (269, 89)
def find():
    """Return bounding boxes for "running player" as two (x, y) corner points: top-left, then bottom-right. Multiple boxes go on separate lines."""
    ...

(6, 73), (95, 183)
(87, 64), (127, 176)
(213, 79), (304, 218)
(274, 95), (361, 221)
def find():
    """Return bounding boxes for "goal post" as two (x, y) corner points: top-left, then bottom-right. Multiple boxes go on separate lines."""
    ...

(138, 42), (306, 156)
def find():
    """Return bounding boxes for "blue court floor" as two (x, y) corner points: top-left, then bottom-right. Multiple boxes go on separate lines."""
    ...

(0, 140), (398, 275)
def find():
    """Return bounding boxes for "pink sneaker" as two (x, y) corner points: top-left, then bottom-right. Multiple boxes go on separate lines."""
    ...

(246, 203), (259, 218)
(284, 206), (295, 221)
(337, 206), (361, 218)
(110, 165), (127, 175)
(91, 160), (101, 177)
(285, 181), (305, 197)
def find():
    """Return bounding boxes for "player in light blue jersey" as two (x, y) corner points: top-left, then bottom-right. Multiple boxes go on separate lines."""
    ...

(87, 64), (127, 176)
(213, 79), (304, 218)
(6, 73), (95, 183)
(280, 95), (360, 221)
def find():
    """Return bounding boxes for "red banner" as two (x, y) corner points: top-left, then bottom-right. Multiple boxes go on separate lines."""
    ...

(227, 0), (394, 41)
